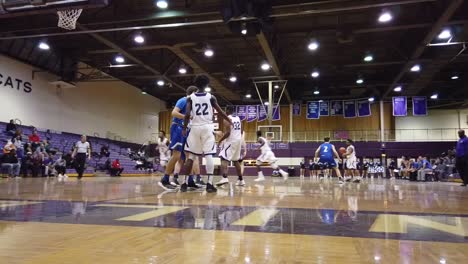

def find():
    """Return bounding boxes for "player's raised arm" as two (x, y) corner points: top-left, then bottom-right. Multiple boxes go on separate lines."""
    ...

(210, 95), (233, 125)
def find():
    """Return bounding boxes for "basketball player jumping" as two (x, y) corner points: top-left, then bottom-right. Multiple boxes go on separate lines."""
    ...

(216, 106), (246, 187)
(344, 139), (360, 183)
(254, 130), (289, 182)
(315, 137), (344, 184)
(181, 75), (232, 193)
(159, 86), (198, 190)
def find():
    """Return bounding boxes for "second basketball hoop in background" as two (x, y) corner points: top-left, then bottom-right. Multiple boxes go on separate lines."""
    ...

(57, 8), (83, 30)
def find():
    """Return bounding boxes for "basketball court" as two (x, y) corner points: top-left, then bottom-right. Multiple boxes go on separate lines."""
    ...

(1, 1), (468, 263)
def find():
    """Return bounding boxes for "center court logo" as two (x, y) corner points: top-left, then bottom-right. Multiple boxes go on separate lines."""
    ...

(0, 72), (32, 93)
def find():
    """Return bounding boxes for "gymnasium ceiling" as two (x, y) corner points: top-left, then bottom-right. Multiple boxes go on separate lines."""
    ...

(1, 0), (468, 108)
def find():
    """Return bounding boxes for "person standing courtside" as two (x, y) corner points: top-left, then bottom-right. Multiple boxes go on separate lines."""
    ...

(456, 130), (468, 186)
(72, 135), (91, 180)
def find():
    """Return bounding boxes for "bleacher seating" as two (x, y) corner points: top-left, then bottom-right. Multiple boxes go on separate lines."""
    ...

(0, 121), (152, 176)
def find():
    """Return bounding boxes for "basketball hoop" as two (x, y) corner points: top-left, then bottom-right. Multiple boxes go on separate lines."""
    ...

(57, 8), (83, 30)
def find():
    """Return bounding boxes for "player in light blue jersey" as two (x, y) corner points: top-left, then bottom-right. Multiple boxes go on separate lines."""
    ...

(315, 137), (343, 184)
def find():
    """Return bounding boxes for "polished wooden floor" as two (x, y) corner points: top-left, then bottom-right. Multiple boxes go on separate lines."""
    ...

(0, 176), (468, 264)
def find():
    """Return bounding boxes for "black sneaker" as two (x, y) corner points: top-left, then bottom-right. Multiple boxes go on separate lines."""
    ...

(196, 180), (207, 186)
(158, 181), (176, 191)
(461, 183), (467, 187)
(180, 183), (188, 192)
(187, 181), (201, 189)
(206, 183), (217, 193)
(171, 178), (180, 186)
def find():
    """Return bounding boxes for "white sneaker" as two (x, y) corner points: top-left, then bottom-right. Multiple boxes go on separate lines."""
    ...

(281, 172), (289, 181)
(254, 176), (265, 182)
(338, 177), (344, 184)
(216, 177), (229, 186)
(236, 180), (246, 186)
(63, 174), (68, 178)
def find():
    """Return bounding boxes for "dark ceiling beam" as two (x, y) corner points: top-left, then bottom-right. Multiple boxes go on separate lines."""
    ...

(383, 0), (465, 98)
(76, 25), (187, 93)
(256, 32), (292, 103)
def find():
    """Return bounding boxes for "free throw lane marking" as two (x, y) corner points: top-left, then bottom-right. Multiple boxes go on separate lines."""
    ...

(232, 209), (279, 226)
(0, 200), (43, 209)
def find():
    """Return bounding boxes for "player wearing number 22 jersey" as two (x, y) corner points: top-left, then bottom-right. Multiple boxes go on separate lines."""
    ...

(181, 75), (232, 193)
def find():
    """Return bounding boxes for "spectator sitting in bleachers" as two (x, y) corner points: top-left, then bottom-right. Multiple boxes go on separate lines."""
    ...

(100, 145), (110, 158)
(388, 158), (396, 179)
(29, 128), (41, 151)
(43, 153), (54, 177)
(11, 134), (24, 159)
(31, 150), (43, 177)
(5, 119), (17, 137)
(3, 139), (15, 154)
(110, 159), (124, 176)
(1, 149), (21, 178)
(417, 156), (433, 181)
(20, 152), (33, 177)
(409, 158), (419, 181)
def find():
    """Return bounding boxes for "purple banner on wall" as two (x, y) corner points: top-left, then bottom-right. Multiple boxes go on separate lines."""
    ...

(319, 101), (329, 116)
(293, 103), (301, 116)
(344, 100), (357, 118)
(357, 100), (371, 117)
(393, 96), (407, 116)
(247, 105), (257, 122)
(271, 104), (281, 121)
(236, 105), (247, 121)
(306, 101), (320, 119)
(330, 101), (344, 116)
(412, 96), (428, 116)
(257, 105), (267, 122)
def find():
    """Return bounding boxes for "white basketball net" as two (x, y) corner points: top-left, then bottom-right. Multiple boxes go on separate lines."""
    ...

(57, 9), (83, 30)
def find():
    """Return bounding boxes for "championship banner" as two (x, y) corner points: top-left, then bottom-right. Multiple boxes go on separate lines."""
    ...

(319, 101), (329, 116)
(292, 103), (301, 116)
(412, 96), (428, 116)
(236, 105), (247, 121)
(357, 100), (371, 117)
(393, 96), (407, 116)
(306, 101), (320, 119)
(330, 100), (344, 116)
(257, 105), (267, 122)
(247, 105), (257, 122)
(343, 100), (357, 118)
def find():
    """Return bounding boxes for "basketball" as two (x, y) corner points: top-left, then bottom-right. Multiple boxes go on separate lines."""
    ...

(339, 147), (346, 155)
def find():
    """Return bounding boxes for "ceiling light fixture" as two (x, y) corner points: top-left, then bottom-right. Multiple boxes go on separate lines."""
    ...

(451, 75), (459, 80)
(308, 40), (319, 51)
(204, 86), (212, 92)
(264, 101), (270, 106)
(274, 84), (280, 89)
(229, 76), (237, 82)
(314, 90), (320, 95)
(378, 11), (393, 23)
(356, 78), (364, 84)
(364, 54), (374, 62)
(393, 86), (402, 92)
(204, 48), (214, 57)
(438, 29), (452, 40)
(134, 34), (145, 44)
(430, 93), (438, 100)
(241, 23), (247, 35)
(156, 0), (168, 9)
(311, 70), (320, 78)
(141, 91), (147, 95)
(410, 64), (421, 72)
(114, 55), (125, 63)
(245, 93), (252, 99)
(178, 66), (187, 74)
(261, 62), (271, 71)
(368, 97), (375, 102)
(157, 80), (165, 86)
(38, 41), (50, 50)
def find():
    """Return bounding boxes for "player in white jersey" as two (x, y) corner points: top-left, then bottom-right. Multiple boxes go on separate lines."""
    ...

(157, 130), (170, 169)
(254, 130), (289, 181)
(181, 75), (232, 193)
(344, 139), (360, 183)
(216, 106), (246, 187)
